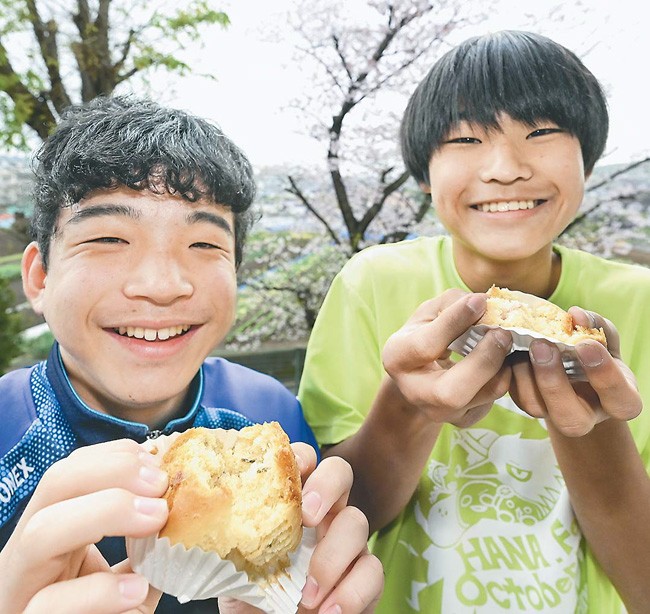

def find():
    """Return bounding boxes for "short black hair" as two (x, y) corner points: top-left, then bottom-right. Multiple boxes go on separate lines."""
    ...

(32, 95), (257, 268)
(401, 30), (609, 184)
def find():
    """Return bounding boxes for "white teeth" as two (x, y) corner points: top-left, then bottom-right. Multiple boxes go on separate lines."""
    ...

(115, 325), (190, 341)
(478, 200), (536, 212)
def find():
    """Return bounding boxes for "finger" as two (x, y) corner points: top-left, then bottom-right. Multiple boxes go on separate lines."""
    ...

(576, 341), (642, 421)
(25, 440), (168, 520)
(436, 328), (513, 405)
(396, 328), (512, 415)
(291, 442), (318, 484)
(25, 490), (168, 557)
(112, 560), (162, 611)
(384, 293), (485, 371)
(301, 456), (353, 527)
(23, 572), (154, 614)
(299, 506), (370, 611)
(529, 340), (598, 437)
(310, 552), (384, 614)
(508, 354), (547, 419)
(15, 490), (167, 596)
(569, 307), (620, 356)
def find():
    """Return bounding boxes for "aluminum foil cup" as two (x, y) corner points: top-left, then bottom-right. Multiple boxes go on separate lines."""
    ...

(449, 324), (588, 381)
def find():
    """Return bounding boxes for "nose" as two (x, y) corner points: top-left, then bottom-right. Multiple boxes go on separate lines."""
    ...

(123, 249), (194, 304)
(478, 142), (533, 184)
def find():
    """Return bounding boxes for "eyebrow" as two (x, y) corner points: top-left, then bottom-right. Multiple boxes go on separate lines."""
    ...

(187, 210), (234, 237)
(64, 203), (233, 236)
(65, 203), (140, 225)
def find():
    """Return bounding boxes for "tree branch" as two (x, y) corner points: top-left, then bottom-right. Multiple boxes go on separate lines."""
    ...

(0, 37), (55, 138)
(358, 169), (411, 236)
(294, 40), (346, 95)
(286, 175), (341, 246)
(25, 0), (71, 113)
(562, 157), (650, 235)
(332, 33), (353, 81)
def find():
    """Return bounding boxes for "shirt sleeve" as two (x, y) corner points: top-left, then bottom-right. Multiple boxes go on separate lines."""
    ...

(298, 262), (385, 447)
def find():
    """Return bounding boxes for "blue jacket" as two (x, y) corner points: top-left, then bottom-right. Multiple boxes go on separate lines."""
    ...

(0, 342), (318, 613)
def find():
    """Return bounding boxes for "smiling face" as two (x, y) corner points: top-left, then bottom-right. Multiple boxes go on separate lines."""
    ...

(425, 114), (586, 291)
(22, 186), (238, 426)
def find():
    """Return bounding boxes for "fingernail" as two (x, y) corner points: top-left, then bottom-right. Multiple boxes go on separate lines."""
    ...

(584, 310), (598, 328)
(302, 490), (322, 520)
(530, 341), (554, 365)
(139, 465), (168, 487)
(323, 606), (343, 614)
(134, 497), (167, 516)
(301, 575), (319, 607)
(295, 453), (307, 474)
(576, 342), (605, 368)
(493, 328), (513, 350)
(119, 574), (149, 601)
(467, 294), (486, 315)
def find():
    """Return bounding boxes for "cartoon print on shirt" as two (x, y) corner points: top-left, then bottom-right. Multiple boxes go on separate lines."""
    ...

(406, 402), (585, 613)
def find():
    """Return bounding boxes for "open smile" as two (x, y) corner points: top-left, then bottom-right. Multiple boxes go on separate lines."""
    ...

(113, 325), (192, 341)
(471, 199), (546, 212)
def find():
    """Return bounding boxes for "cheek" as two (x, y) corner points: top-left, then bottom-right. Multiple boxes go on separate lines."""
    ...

(41, 260), (113, 317)
(210, 268), (238, 312)
(428, 165), (468, 205)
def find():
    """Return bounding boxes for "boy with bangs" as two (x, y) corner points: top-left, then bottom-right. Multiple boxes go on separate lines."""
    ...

(299, 30), (650, 613)
(0, 96), (383, 613)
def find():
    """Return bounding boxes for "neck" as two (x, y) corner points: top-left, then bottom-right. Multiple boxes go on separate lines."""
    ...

(453, 242), (561, 298)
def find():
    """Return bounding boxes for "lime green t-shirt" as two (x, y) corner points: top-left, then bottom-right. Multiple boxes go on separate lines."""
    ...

(299, 236), (650, 614)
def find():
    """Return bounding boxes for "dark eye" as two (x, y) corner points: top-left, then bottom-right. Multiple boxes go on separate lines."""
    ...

(445, 137), (481, 144)
(88, 237), (126, 244)
(191, 242), (220, 249)
(528, 128), (563, 138)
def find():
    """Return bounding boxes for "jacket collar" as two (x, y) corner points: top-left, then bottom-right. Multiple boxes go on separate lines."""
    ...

(45, 342), (203, 445)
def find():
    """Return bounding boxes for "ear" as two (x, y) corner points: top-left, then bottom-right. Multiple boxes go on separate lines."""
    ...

(22, 242), (47, 315)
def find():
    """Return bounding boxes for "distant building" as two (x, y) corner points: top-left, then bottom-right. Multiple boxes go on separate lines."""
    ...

(0, 212), (14, 228)
(0, 154), (33, 212)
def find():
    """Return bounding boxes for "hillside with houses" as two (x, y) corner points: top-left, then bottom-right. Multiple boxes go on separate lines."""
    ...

(2, 153), (650, 261)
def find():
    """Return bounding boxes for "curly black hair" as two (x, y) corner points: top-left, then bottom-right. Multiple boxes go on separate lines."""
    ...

(32, 95), (257, 268)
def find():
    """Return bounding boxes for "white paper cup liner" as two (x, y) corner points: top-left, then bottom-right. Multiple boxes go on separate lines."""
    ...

(449, 324), (587, 381)
(128, 524), (316, 611)
(128, 433), (316, 612)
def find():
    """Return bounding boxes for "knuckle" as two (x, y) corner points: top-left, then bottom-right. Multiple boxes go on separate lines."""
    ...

(454, 405), (491, 428)
(341, 505), (370, 536)
(611, 399), (643, 421)
(555, 418), (594, 438)
(38, 455), (68, 488)
(365, 552), (385, 578)
(428, 387), (463, 411)
(319, 455), (354, 487)
(344, 554), (385, 611)
(19, 508), (50, 546)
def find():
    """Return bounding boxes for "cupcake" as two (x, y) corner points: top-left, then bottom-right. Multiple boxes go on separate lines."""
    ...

(449, 286), (608, 380)
(127, 422), (315, 612)
(478, 285), (606, 346)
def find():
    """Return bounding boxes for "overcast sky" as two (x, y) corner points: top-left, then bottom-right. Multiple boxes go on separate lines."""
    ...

(149, 0), (650, 169)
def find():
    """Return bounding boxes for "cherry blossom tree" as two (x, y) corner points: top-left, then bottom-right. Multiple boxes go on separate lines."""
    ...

(283, 0), (487, 254)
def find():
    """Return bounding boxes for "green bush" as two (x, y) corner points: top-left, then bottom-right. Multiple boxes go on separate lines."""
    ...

(0, 262), (22, 280)
(0, 276), (23, 374)
(20, 329), (54, 362)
